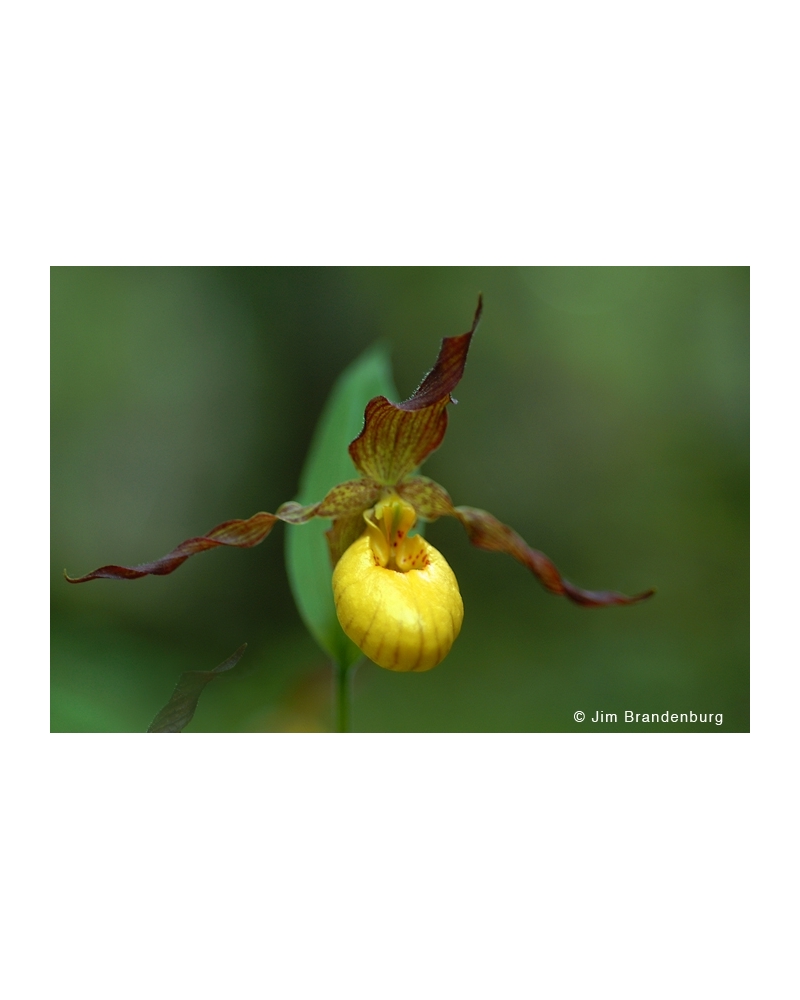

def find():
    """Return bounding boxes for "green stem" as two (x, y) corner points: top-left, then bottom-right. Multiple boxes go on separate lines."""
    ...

(334, 659), (353, 733)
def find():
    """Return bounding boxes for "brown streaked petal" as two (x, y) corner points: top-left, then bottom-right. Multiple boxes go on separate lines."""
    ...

(396, 476), (456, 520)
(454, 506), (655, 608)
(348, 297), (483, 483)
(147, 644), (248, 733)
(325, 512), (367, 568)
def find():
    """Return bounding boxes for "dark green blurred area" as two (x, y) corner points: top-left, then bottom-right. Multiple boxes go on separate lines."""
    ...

(51, 267), (749, 732)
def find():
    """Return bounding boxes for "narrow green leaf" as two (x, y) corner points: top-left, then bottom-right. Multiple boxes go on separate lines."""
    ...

(286, 344), (397, 667)
(147, 644), (248, 732)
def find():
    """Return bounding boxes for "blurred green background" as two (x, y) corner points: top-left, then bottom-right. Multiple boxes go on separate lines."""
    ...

(51, 267), (749, 732)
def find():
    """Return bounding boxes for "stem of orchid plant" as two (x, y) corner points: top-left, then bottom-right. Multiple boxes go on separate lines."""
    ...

(334, 659), (353, 733)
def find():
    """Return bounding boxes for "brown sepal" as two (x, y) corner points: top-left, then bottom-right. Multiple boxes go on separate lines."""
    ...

(454, 506), (655, 608)
(348, 296), (482, 483)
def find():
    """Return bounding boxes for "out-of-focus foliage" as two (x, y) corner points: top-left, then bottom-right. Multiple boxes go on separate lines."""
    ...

(51, 267), (749, 732)
(147, 643), (248, 733)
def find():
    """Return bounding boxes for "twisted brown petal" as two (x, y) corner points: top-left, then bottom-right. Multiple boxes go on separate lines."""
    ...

(64, 512), (281, 582)
(396, 477), (653, 607)
(454, 506), (655, 608)
(64, 479), (382, 583)
(348, 296), (482, 483)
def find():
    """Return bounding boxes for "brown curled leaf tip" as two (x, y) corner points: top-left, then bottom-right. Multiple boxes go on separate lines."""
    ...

(348, 296), (482, 484)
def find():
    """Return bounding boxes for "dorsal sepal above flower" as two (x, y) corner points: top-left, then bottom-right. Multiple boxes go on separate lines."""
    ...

(348, 296), (482, 484)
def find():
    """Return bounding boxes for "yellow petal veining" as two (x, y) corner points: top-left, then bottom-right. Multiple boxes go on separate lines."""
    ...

(332, 494), (464, 672)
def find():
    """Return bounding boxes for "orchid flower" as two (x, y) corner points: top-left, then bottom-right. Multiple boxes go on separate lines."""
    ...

(66, 297), (653, 682)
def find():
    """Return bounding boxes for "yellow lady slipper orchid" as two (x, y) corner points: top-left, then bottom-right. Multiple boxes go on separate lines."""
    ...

(333, 494), (463, 672)
(66, 296), (653, 685)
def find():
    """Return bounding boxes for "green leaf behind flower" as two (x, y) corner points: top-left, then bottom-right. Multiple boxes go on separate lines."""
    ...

(286, 344), (398, 667)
